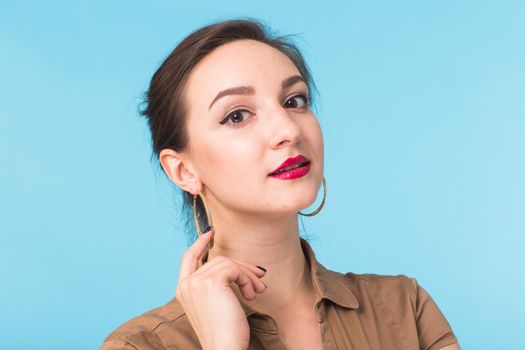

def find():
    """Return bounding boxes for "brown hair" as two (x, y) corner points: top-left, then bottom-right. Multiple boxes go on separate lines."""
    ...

(139, 17), (319, 244)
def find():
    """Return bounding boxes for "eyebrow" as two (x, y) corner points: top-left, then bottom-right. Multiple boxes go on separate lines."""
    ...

(208, 75), (306, 110)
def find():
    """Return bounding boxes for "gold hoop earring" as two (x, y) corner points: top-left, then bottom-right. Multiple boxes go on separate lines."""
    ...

(193, 191), (213, 238)
(298, 176), (326, 216)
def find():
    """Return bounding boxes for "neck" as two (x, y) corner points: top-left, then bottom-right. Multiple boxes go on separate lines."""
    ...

(205, 207), (315, 314)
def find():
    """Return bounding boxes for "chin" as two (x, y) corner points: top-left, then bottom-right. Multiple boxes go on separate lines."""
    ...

(299, 189), (321, 211)
(281, 185), (320, 213)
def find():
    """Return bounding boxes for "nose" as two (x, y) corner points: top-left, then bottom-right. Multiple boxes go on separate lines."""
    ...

(267, 105), (303, 149)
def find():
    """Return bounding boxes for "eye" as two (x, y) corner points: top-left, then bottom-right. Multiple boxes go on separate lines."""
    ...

(218, 93), (310, 129)
(284, 93), (310, 109)
(219, 109), (253, 128)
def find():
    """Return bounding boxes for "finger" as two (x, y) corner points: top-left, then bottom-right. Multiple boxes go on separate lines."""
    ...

(231, 266), (257, 300)
(200, 257), (267, 299)
(202, 257), (267, 293)
(231, 258), (267, 278)
(206, 255), (267, 278)
(178, 227), (214, 283)
(236, 263), (267, 295)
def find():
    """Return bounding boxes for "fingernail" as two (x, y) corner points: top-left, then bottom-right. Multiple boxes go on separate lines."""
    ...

(256, 265), (267, 272)
(203, 225), (212, 233)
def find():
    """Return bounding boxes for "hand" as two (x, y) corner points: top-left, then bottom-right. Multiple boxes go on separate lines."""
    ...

(175, 227), (268, 350)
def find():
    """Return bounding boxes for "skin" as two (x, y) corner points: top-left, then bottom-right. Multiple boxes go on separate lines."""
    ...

(159, 39), (461, 350)
(160, 39), (324, 348)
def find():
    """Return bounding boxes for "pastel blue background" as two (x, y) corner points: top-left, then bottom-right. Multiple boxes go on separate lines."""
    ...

(1, 1), (523, 349)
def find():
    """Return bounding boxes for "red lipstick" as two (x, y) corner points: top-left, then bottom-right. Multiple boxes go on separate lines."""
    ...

(269, 155), (311, 180)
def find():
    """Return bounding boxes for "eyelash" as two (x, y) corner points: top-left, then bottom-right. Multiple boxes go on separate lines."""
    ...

(219, 93), (311, 129)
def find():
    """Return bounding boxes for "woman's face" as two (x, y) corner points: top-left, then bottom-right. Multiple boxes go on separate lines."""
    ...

(179, 39), (324, 217)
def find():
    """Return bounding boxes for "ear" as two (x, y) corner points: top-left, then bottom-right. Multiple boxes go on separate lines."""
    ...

(159, 149), (201, 195)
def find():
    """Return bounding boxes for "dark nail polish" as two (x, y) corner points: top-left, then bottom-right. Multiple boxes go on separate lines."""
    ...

(256, 265), (267, 272)
(203, 225), (212, 233)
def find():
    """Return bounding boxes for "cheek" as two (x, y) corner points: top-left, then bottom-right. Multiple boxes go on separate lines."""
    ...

(197, 134), (267, 211)
(198, 135), (264, 186)
(314, 121), (324, 151)
(305, 118), (324, 161)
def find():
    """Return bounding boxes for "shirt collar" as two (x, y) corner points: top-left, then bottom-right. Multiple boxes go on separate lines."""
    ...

(238, 237), (359, 319)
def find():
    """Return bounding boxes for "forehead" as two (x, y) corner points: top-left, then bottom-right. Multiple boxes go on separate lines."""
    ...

(184, 39), (301, 102)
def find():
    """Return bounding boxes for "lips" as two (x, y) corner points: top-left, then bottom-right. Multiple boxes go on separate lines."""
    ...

(269, 155), (311, 176)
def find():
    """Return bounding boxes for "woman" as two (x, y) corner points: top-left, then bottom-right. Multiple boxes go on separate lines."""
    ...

(100, 18), (460, 350)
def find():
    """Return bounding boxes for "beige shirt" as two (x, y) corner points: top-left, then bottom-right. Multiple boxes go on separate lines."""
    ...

(100, 238), (459, 350)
